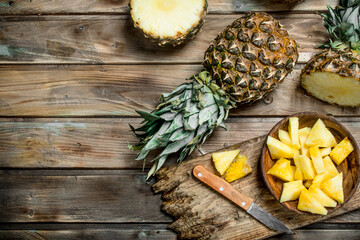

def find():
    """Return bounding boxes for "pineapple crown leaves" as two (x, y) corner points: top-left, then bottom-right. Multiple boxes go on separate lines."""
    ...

(319, 0), (360, 51)
(129, 71), (235, 179)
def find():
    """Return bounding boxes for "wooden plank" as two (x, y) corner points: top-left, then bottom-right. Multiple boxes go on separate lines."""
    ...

(0, 229), (360, 240)
(0, 117), (359, 169)
(0, 169), (358, 224)
(0, 14), (326, 64)
(0, 0), (338, 15)
(0, 65), (358, 117)
(0, 169), (171, 222)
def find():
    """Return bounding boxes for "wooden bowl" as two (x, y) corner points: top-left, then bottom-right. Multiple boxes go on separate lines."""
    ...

(260, 112), (360, 214)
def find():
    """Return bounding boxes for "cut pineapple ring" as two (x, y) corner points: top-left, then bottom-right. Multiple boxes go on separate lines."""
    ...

(131, 0), (207, 42)
(301, 71), (360, 107)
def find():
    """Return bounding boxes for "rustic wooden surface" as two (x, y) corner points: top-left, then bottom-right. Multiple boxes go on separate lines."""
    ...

(0, 0), (360, 239)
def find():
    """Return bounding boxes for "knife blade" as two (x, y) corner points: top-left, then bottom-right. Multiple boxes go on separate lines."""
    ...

(193, 164), (293, 234)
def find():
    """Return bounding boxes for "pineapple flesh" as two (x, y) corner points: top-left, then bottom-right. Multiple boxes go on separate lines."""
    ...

(267, 136), (299, 159)
(299, 127), (311, 157)
(224, 154), (252, 182)
(306, 119), (334, 147)
(212, 149), (240, 175)
(321, 172), (344, 203)
(330, 137), (354, 165)
(323, 156), (339, 178)
(280, 180), (305, 202)
(130, 0), (207, 46)
(298, 155), (316, 180)
(298, 188), (328, 215)
(288, 117), (300, 149)
(309, 146), (326, 174)
(278, 129), (292, 146)
(267, 158), (294, 182)
(309, 187), (337, 208)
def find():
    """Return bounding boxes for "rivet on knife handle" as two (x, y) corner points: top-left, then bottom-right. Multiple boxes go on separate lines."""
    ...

(193, 164), (254, 210)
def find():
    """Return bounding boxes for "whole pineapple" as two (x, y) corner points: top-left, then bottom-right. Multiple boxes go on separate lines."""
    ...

(130, 0), (208, 46)
(301, 0), (360, 106)
(130, 12), (299, 178)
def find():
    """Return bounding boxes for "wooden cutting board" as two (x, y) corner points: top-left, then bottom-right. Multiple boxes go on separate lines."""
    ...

(152, 136), (360, 240)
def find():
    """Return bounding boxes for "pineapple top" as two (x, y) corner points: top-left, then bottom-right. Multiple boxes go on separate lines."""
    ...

(320, 0), (360, 52)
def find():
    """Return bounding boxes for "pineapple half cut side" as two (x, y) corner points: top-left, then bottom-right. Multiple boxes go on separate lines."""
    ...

(130, 0), (207, 46)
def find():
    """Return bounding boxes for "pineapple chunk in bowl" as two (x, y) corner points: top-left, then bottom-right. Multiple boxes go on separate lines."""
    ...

(260, 112), (360, 214)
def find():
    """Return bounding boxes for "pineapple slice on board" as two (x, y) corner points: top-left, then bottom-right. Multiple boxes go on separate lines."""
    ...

(224, 154), (252, 182)
(267, 158), (294, 182)
(322, 172), (344, 203)
(330, 137), (354, 165)
(298, 189), (328, 215)
(212, 150), (240, 176)
(280, 180), (305, 203)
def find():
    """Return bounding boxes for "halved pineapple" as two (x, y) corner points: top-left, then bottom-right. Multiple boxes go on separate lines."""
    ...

(298, 155), (316, 180)
(301, 71), (360, 107)
(130, 0), (208, 46)
(224, 154), (252, 182)
(267, 136), (299, 159)
(293, 154), (304, 180)
(309, 146), (326, 174)
(267, 158), (294, 182)
(306, 119), (334, 147)
(321, 172), (344, 203)
(212, 149), (240, 175)
(309, 187), (337, 208)
(288, 117), (300, 149)
(299, 127), (311, 157)
(278, 130), (292, 146)
(323, 156), (339, 178)
(298, 188), (328, 215)
(320, 147), (332, 157)
(330, 137), (354, 165)
(280, 180), (305, 202)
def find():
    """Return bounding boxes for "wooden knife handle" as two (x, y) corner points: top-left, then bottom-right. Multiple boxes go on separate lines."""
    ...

(193, 165), (254, 211)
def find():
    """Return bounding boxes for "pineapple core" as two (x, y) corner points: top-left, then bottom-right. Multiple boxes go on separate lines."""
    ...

(131, 0), (206, 38)
(301, 72), (360, 107)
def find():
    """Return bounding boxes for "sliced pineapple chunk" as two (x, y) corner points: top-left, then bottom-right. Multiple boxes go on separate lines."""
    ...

(288, 117), (301, 149)
(323, 156), (339, 178)
(280, 180), (305, 202)
(293, 154), (304, 180)
(298, 189), (328, 215)
(304, 179), (313, 188)
(309, 173), (330, 190)
(267, 158), (294, 182)
(278, 130), (292, 146)
(267, 136), (299, 159)
(320, 147), (332, 157)
(306, 119), (334, 147)
(224, 154), (252, 182)
(299, 127), (311, 157)
(309, 146), (326, 174)
(212, 149), (240, 175)
(321, 172), (344, 203)
(325, 128), (337, 147)
(309, 187), (337, 208)
(330, 137), (354, 165)
(298, 155), (316, 180)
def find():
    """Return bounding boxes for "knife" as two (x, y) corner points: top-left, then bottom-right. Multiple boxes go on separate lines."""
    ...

(193, 165), (293, 234)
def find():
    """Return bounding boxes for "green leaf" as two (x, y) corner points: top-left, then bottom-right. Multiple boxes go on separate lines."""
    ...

(135, 110), (160, 122)
(164, 113), (183, 134)
(169, 128), (192, 142)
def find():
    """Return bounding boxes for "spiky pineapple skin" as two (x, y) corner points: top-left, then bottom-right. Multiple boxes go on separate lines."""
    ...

(203, 12), (299, 104)
(301, 49), (360, 106)
(130, 0), (208, 47)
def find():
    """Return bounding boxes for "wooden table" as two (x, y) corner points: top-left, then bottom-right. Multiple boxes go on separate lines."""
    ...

(0, 0), (359, 239)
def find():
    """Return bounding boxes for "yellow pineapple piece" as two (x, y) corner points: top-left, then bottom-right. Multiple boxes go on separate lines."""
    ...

(321, 172), (344, 203)
(306, 119), (333, 147)
(298, 155), (316, 180)
(325, 128), (337, 147)
(278, 129), (292, 146)
(309, 187), (337, 208)
(298, 188), (328, 215)
(280, 180), (305, 202)
(304, 179), (313, 188)
(267, 136), (299, 159)
(320, 147), (332, 157)
(267, 158), (294, 182)
(288, 117), (301, 149)
(330, 137), (354, 165)
(224, 154), (252, 182)
(293, 154), (304, 180)
(309, 146), (326, 174)
(212, 149), (240, 175)
(299, 127), (311, 157)
(309, 173), (330, 190)
(323, 156), (339, 178)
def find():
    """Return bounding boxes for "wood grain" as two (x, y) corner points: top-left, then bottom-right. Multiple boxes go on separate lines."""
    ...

(152, 136), (360, 240)
(0, 14), (326, 64)
(0, 117), (358, 169)
(0, 0), (338, 15)
(0, 65), (358, 117)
